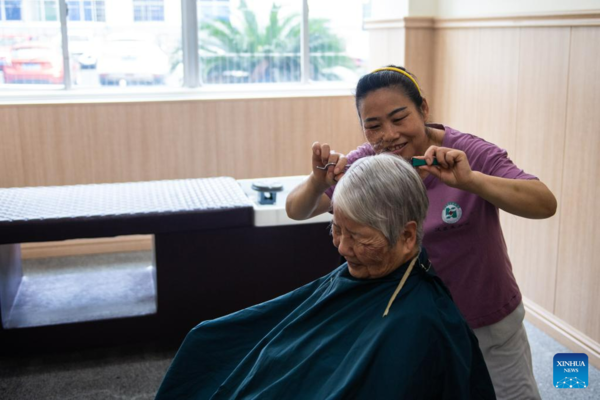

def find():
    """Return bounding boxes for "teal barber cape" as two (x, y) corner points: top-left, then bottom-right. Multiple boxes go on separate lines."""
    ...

(156, 249), (495, 399)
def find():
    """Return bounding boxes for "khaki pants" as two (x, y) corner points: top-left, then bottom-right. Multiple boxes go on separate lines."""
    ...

(473, 302), (541, 400)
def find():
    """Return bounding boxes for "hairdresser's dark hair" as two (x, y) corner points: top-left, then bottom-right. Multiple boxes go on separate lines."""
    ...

(355, 65), (423, 119)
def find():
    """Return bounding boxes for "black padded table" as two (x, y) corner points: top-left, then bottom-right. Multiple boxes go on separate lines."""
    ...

(0, 177), (340, 352)
(0, 178), (253, 244)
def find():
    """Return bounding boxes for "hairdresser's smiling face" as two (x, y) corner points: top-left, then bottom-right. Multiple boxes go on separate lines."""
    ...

(358, 88), (431, 159)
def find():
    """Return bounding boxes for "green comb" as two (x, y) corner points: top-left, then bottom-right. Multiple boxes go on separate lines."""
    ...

(411, 158), (440, 167)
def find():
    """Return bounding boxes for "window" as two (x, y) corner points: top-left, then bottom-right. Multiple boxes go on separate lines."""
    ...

(0, 1), (62, 86)
(307, 0), (368, 83)
(1, 0), (22, 20)
(0, 0), (369, 91)
(196, 0), (368, 85)
(72, 0), (180, 88)
(198, 0), (302, 84)
(67, 1), (106, 22)
(133, 0), (164, 22)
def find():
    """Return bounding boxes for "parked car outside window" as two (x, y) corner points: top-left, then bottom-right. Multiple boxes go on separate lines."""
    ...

(3, 42), (64, 85)
(96, 33), (169, 86)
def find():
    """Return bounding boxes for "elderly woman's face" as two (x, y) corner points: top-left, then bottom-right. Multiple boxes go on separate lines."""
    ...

(332, 208), (414, 279)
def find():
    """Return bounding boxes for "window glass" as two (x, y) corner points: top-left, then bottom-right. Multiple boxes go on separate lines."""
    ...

(307, 0), (369, 83)
(70, 0), (181, 88)
(197, 0), (301, 85)
(0, 0), (63, 87)
(0, 0), (369, 91)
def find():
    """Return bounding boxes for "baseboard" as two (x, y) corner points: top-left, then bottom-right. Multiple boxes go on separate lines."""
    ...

(21, 235), (153, 259)
(524, 297), (600, 369)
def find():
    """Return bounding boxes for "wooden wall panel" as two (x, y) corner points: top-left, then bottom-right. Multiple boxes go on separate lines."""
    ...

(86, 101), (221, 184)
(431, 28), (480, 133)
(0, 96), (363, 188)
(405, 28), (435, 101)
(471, 28), (521, 240)
(16, 105), (94, 186)
(509, 27), (571, 313)
(368, 28), (406, 70)
(182, 101), (221, 178)
(555, 27), (600, 342)
(215, 99), (273, 179)
(472, 28), (520, 156)
(0, 108), (25, 187)
(303, 97), (365, 165)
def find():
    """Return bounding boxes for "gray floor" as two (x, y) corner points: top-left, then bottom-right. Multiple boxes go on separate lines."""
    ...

(528, 321), (599, 399)
(0, 341), (175, 400)
(5, 252), (156, 329)
(1, 253), (598, 399)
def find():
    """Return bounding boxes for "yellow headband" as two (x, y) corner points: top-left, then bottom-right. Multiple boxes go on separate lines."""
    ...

(371, 67), (422, 96)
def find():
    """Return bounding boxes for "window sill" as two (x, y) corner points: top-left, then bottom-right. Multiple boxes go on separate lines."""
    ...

(0, 82), (356, 106)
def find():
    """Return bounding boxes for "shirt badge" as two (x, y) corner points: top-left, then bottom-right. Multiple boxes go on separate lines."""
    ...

(442, 202), (462, 224)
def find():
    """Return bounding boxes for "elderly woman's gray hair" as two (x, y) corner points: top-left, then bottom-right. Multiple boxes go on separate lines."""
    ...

(332, 154), (429, 247)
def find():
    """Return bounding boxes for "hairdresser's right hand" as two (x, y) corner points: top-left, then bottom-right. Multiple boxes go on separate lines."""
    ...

(310, 141), (348, 192)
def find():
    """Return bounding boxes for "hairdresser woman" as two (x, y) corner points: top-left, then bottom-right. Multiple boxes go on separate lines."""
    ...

(286, 66), (556, 400)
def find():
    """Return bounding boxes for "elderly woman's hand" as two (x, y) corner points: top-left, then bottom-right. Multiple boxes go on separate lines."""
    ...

(310, 141), (348, 191)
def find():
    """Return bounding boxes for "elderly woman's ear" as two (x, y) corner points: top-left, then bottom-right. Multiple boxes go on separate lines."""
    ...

(400, 221), (418, 252)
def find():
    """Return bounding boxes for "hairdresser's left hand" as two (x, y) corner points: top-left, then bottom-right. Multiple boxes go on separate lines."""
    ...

(415, 146), (476, 191)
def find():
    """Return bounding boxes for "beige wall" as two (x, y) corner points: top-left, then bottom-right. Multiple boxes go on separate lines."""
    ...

(0, 96), (364, 188)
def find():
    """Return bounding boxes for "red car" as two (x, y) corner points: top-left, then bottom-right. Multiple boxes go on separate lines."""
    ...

(3, 42), (64, 84)
(0, 34), (32, 72)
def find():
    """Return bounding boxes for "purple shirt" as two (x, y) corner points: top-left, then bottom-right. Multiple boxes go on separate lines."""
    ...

(326, 125), (537, 329)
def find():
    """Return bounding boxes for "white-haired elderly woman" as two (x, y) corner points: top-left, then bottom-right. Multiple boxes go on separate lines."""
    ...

(156, 154), (496, 400)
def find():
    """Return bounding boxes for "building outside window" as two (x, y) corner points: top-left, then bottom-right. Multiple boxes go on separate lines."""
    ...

(198, 0), (229, 23)
(41, 0), (58, 21)
(67, 0), (106, 22)
(133, 0), (164, 22)
(1, 0), (22, 20)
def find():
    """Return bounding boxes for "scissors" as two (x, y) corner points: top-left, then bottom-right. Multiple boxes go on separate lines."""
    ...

(315, 162), (340, 170)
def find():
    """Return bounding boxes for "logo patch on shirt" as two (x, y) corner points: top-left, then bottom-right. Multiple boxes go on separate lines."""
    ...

(442, 202), (462, 224)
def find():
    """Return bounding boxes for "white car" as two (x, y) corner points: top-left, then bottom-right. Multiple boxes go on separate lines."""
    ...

(96, 35), (170, 86)
(68, 34), (98, 69)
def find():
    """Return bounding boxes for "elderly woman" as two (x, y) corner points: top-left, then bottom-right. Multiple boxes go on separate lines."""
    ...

(155, 155), (495, 399)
